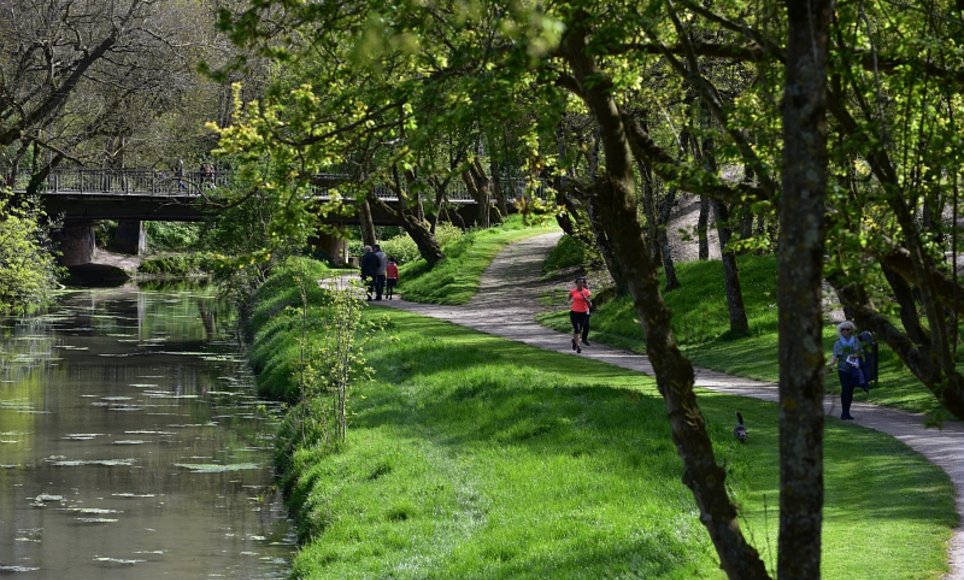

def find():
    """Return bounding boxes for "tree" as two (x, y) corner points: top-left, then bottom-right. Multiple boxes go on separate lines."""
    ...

(214, 0), (964, 576)
(0, 0), (234, 185)
(778, 0), (833, 576)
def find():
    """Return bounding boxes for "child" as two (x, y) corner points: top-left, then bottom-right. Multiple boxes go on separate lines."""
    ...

(386, 257), (399, 300)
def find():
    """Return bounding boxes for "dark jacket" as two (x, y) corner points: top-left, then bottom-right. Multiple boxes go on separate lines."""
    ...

(360, 251), (380, 278)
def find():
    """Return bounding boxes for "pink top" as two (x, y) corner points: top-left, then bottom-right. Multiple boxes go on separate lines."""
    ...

(386, 263), (399, 280)
(569, 288), (591, 313)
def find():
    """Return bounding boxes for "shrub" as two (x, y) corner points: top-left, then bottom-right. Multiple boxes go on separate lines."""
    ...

(138, 252), (220, 277)
(0, 190), (60, 314)
(347, 223), (465, 264)
(542, 234), (600, 276)
(146, 222), (201, 252)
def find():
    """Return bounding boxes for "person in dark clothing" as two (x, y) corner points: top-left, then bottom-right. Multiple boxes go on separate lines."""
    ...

(373, 244), (388, 301)
(828, 320), (866, 420)
(359, 245), (380, 301)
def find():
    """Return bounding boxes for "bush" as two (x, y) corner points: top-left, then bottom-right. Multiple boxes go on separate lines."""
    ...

(146, 222), (201, 252)
(542, 233), (600, 276)
(347, 223), (465, 264)
(138, 252), (219, 277)
(0, 190), (60, 314)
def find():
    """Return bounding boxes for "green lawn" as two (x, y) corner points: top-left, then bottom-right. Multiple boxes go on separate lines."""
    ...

(278, 309), (955, 579)
(398, 216), (558, 304)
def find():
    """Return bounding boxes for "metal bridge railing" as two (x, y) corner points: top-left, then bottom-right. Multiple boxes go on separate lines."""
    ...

(15, 168), (550, 203)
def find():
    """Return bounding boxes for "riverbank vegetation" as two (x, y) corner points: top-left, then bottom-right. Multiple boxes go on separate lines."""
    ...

(0, 190), (60, 314)
(243, 268), (955, 577)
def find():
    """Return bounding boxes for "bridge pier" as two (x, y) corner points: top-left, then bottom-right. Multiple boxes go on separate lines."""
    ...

(310, 232), (349, 266)
(110, 220), (147, 255)
(53, 222), (97, 266)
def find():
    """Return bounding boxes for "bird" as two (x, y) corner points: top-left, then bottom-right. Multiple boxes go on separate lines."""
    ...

(733, 412), (747, 443)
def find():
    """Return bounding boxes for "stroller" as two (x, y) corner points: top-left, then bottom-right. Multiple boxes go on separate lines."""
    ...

(857, 330), (879, 388)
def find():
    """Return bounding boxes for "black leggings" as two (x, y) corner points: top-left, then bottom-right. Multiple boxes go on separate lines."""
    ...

(570, 311), (589, 335)
(839, 370), (858, 417)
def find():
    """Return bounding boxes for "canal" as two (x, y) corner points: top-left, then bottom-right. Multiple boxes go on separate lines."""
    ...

(0, 286), (294, 578)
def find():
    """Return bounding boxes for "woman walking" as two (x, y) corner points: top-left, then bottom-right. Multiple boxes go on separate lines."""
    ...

(568, 277), (592, 354)
(828, 320), (866, 420)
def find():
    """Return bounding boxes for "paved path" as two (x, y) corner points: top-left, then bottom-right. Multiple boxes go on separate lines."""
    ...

(377, 231), (964, 578)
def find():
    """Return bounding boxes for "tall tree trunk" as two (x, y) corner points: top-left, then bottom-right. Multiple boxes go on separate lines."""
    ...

(778, 1), (832, 577)
(358, 198), (377, 247)
(371, 167), (445, 266)
(658, 187), (681, 291)
(561, 16), (769, 579)
(714, 200), (750, 335)
(490, 157), (508, 217)
(698, 195), (710, 260)
(461, 158), (495, 228)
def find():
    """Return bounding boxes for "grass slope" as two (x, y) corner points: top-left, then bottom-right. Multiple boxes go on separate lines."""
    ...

(538, 252), (957, 417)
(398, 216), (558, 305)
(269, 310), (954, 578)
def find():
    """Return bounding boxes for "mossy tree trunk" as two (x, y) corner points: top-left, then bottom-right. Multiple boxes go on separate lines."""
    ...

(560, 14), (769, 579)
(777, 0), (832, 576)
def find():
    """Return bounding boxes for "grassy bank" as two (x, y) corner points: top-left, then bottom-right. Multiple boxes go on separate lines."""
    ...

(398, 216), (558, 304)
(246, 256), (332, 401)
(538, 249), (956, 417)
(245, 261), (955, 577)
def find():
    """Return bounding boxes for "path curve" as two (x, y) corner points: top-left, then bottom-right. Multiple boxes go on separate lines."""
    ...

(380, 231), (964, 579)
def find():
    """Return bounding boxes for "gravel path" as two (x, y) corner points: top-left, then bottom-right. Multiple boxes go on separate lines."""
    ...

(378, 231), (964, 579)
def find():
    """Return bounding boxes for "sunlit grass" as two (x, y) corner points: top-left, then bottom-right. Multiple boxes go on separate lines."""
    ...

(278, 310), (955, 579)
(398, 216), (558, 304)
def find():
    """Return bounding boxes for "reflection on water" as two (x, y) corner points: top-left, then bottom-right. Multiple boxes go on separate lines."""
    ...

(0, 287), (293, 578)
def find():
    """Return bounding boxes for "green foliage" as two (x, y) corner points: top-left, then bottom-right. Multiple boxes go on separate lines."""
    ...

(145, 222), (202, 252)
(0, 190), (61, 314)
(378, 223), (463, 264)
(138, 253), (219, 277)
(348, 224), (465, 265)
(399, 217), (556, 304)
(293, 266), (373, 444)
(275, 309), (954, 578)
(541, 233), (600, 277)
(246, 256), (332, 346)
(94, 220), (117, 248)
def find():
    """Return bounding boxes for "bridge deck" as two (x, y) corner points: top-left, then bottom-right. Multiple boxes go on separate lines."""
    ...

(15, 168), (547, 224)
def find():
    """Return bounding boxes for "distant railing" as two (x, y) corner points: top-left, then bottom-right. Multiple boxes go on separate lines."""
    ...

(14, 168), (550, 203)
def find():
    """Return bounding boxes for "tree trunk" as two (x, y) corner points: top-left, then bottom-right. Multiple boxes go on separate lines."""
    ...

(461, 158), (493, 228)
(371, 170), (445, 266)
(358, 198), (377, 247)
(714, 200), (750, 335)
(490, 157), (509, 218)
(698, 195), (710, 260)
(659, 187), (681, 291)
(777, 1), (832, 577)
(561, 16), (769, 579)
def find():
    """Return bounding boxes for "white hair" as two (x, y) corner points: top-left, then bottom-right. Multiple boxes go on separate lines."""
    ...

(836, 321), (856, 338)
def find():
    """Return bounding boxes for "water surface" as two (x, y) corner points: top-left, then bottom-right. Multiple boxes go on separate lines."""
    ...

(0, 287), (293, 578)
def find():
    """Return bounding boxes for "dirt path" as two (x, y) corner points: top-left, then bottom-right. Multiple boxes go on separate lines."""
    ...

(379, 231), (964, 579)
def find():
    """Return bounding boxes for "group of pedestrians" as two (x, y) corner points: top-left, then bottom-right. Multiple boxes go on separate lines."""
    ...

(567, 275), (878, 422)
(360, 244), (399, 301)
(363, 246), (876, 423)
